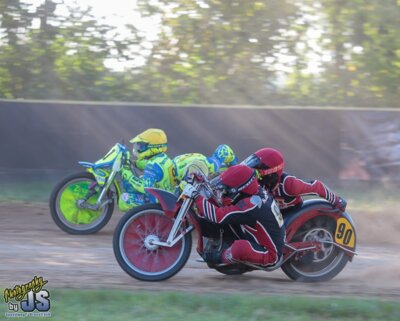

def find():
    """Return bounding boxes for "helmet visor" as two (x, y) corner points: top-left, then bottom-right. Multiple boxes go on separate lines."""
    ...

(258, 163), (284, 176)
(241, 154), (261, 168)
(132, 142), (149, 152)
(132, 142), (149, 158)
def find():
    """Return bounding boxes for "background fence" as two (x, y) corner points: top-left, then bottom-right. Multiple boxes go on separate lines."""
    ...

(1, 100), (400, 187)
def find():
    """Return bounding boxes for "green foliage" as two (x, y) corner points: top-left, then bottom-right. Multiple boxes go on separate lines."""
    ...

(0, 178), (53, 202)
(42, 289), (400, 321)
(135, 0), (303, 105)
(0, 0), (399, 106)
(0, 0), (141, 101)
(285, 0), (400, 107)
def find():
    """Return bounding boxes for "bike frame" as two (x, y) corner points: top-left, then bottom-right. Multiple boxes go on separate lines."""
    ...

(146, 187), (357, 271)
(78, 143), (127, 210)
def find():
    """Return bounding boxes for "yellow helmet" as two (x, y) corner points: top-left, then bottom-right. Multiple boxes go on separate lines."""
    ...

(129, 128), (168, 160)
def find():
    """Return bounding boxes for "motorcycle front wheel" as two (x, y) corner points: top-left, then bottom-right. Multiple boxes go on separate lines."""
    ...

(281, 216), (350, 282)
(113, 204), (192, 281)
(49, 171), (114, 234)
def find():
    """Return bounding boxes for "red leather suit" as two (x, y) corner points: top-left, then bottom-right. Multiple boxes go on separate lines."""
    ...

(195, 188), (285, 266)
(270, 172), (337, 211)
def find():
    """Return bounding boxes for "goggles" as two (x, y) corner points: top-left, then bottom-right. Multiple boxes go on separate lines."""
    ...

(258, 164), (284, 176)
(242, 154), (283, 176)
(132, 142), (149, 153)
(212, 171), (257, 196)
(241, 154), (261, 168)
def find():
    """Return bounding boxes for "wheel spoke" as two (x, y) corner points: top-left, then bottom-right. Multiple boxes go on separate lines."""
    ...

(55, 176), (109, 231)
(290, 222), (343, 277)
(120, 210), (186, 275)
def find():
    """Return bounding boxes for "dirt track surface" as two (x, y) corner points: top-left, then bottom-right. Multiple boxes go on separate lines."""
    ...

(1, 202), (400, 300)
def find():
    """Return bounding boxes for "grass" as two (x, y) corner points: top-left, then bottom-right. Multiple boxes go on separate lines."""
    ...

(0, 181), (53, 202)
(2, 289), (399, 321)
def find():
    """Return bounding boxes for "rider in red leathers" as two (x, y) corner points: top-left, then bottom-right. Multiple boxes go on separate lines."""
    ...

(243, 148), (347, 213)
(182, 165), (285, 267)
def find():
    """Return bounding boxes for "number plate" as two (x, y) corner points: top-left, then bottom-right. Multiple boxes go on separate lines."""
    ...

(335, 217), (355, 249)
(271, 200), (284, 228)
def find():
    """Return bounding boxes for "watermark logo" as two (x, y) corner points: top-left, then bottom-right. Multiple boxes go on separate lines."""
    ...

(4, 276), (51, 318)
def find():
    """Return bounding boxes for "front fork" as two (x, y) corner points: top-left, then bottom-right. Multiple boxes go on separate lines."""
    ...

(96, 169), (117, 205)
(78, 169), (118, 211)
(151, 184), (199, 248)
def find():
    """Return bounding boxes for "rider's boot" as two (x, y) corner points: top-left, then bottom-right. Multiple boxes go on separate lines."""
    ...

(203, 243), (232, 266)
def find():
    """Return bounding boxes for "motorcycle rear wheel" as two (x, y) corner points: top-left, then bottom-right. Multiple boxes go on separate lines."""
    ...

(49, 171), (114, 234)
(281, 216), (350, 282)
(113, 204), (192, 281)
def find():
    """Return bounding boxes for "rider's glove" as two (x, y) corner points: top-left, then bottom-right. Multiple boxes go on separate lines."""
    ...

(182, 183), (199, 199)
(121, 167), (133, 181)
(333, 196), (347, 212)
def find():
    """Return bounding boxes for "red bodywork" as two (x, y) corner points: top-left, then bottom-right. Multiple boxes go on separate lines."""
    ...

(284, 201), (356, 259)
(146, 188), (180, 219)
(286, 210), (338, 241)
(146, 189), (356, 260)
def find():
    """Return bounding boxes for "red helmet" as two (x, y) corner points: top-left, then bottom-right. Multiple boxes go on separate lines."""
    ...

(242, 148), (285, 190)
(213, 164), (259, 204)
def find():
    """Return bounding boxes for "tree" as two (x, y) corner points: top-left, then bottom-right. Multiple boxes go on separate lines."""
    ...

(0, 0), (142, 100)
(0, 0), (33, 97)
(285, 0), (400, 107)
(135, 0), (303, 105)
(1, 0), (398, 107)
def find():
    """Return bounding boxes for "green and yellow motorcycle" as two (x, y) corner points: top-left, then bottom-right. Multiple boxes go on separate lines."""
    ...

(49, 143), (133, 234)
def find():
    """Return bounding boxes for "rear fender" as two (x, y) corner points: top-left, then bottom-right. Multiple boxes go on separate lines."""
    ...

(284, 199), (337, 241)
(284, 199), (356, 258)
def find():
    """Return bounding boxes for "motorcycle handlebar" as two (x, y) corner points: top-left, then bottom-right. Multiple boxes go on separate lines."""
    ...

(183, 171), (222, 206)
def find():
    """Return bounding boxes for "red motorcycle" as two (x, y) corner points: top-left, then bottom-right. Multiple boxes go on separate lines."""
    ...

(113, 164), (357, 282)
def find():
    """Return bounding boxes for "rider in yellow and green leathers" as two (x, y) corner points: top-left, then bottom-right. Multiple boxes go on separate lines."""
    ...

(120, 128), (237, 211)
(173, 144), (238, 181)
(119, 128), (177, 211)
